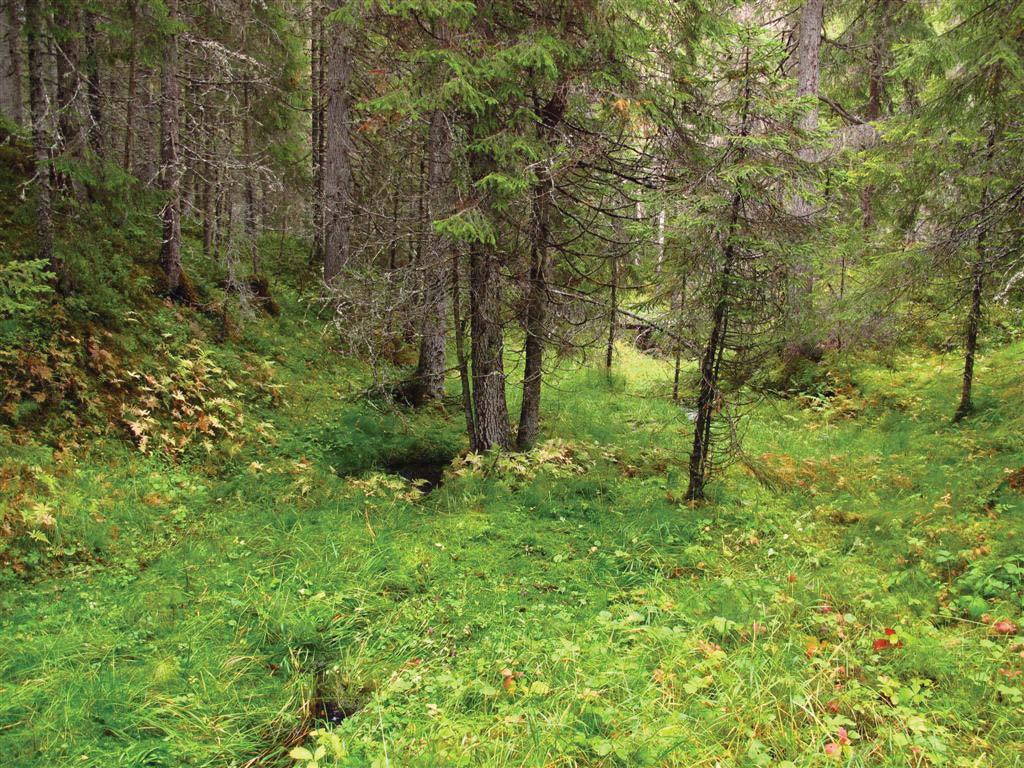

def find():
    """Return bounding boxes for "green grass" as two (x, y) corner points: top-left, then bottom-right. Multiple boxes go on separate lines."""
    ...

(2, 296), (1023, 767)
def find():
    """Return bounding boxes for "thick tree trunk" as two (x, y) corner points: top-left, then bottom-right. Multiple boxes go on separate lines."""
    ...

(412, 108), (450, 403)
(466, 141), (512, 450)
(322, 2), (354, 283)
(158, 0), (184, 298)
(1, 0), (23, 127)
(25, 0), (57, 285)
(795, 0), (823, 134)
(792, 0), (823, 222)
(469, 236), (512, 450)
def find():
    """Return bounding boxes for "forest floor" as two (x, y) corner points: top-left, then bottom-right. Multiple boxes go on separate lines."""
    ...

(1, 284), (1023, 768)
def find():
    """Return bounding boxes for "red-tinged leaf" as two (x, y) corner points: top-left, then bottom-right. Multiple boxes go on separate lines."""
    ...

(994, 620), (1018, 635)
(873, 638), (890, 651)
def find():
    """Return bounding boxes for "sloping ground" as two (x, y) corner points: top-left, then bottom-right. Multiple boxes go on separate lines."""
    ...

(1, 301), (1022, 766)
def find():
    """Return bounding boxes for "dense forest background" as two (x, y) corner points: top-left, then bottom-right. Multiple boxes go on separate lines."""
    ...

(1, 1), (1023, 766)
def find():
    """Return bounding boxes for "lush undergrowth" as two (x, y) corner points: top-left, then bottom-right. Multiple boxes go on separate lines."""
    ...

(2, 268), (1023, 767)
(2, 167), (1024, 768)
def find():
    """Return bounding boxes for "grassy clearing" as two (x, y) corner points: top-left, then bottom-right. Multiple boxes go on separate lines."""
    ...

(1, 300), (1022, 767)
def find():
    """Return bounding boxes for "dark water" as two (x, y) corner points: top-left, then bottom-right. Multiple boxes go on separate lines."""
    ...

(316, 696), (360, 726)
(383, 458), (447, 492)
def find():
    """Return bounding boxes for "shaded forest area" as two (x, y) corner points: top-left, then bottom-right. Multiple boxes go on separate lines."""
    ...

(1, 1), (1023, 766)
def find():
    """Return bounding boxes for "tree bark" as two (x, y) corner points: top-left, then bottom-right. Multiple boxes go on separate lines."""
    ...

(412, 107), (450, 403)
(859, 0), (889, 228)
(25, 0), (57, 285)
(122, 0), (137, 171)
(795, 0), (823, 135)
(54, 1), (85, 192)
(469, 235), (512, 450)
(0, 0), (23, 127)
(310, 1), (324, 264)
(516, 84), (567, 449)
(516, 168), (551, 449)
(465, 140), (512, 451)
(322, 1), (354, 283)
(685, 193), (740, 501)
(953, 128), (997, 422)
(672, 279), (686, 403)
(605, 250), (618, 372)
(686, 45), (752, 501)
(452, 252), (475, 440)
(243, 80), (258, 272)
(792, 0), (824, 221)
(158, 0), (184, 298)
(953, 256), (984, 422)
(84, 9), (103, 156)
(201, 134), (216, 259)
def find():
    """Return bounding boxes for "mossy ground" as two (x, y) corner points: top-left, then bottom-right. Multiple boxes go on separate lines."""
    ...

(1, 282), (1023, 767)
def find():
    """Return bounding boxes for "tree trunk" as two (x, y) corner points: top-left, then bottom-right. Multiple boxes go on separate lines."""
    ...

(685, 193), (740, 501)
(243, 81), (258, 272)
(654, 207), (666, 277)
(25, 0), (58, 286)
(322, 2), (354, 283)
(84, 9), (103, 156)
(123, 0), (137, 171)
(605, 250), (617, 372)
(795, 0), (823, 134)
(316, 13), (325, 257)
(516, 168), (551, 450)
(0, 0), (23, 127)
(158, 0), (184, 298)
(54, 2), (85, 194)
(452, 252), (475, 440)
(310, 1), (323, 264)
(466, 141), (512, 451)
(412, 107), (450, 403)
(672, 279), (686, 403)
(792, 0), (823, 222)
(954, 239), (986, 422)
(469, 236), (512, 450)
(860, 0), (888, 228)
(686, 43), (754, 500)
(516, 84), (566, 449)
(201, 135), (216, 259)
(213, 165), (225, 260)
